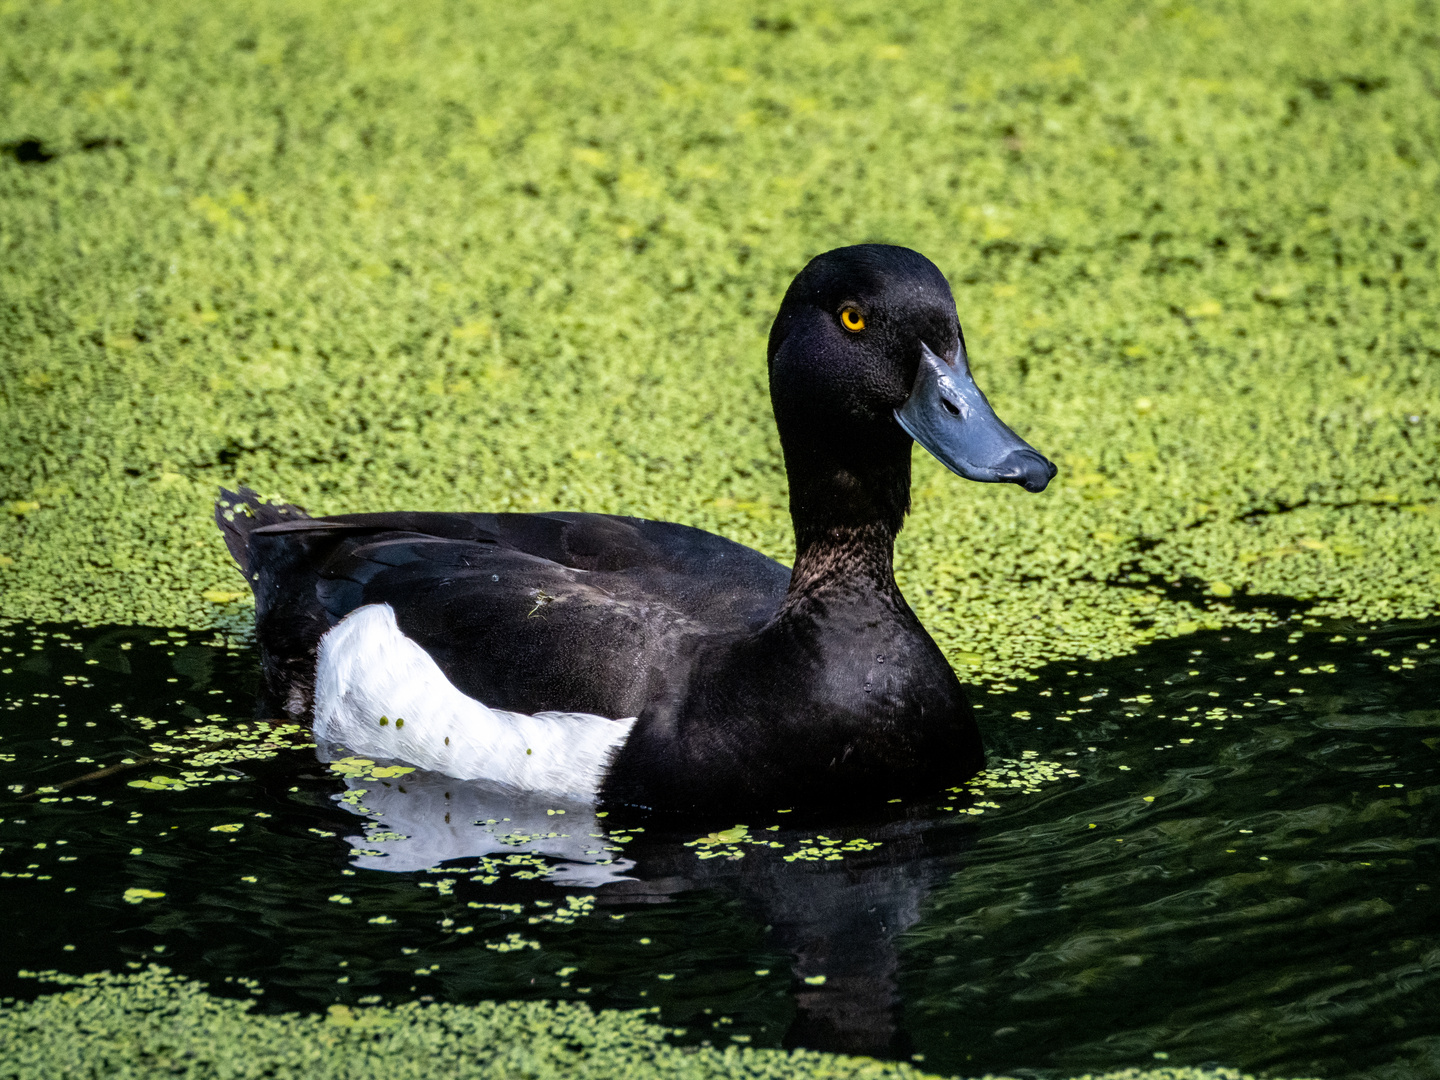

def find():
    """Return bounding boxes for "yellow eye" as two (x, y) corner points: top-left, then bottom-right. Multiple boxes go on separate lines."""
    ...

(840, 307), (865, 332)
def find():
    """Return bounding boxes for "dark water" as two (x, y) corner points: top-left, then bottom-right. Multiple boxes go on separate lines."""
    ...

(1, 616), (1437, 1078)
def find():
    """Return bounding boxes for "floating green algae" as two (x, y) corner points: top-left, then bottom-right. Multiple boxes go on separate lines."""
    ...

(0, 967), (1308, 1080)
(0, 0), (1436, 684)
(1, 966), (930, 1080)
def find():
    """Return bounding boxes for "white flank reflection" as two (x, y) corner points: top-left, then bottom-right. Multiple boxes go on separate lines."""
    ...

(318, 744), (636, 886)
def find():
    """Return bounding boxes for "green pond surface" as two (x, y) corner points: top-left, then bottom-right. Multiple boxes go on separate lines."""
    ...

(3, 616), (1437, 1079)
(2, 2), (1439, 1074)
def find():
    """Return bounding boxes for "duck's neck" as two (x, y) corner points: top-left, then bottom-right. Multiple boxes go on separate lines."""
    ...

(780, 434), (912, 607)
(786, 520), (899, 603)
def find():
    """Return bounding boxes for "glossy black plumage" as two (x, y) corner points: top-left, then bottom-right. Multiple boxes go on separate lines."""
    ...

(224, 507), (788, 722)
(217, 244), (1056, 813)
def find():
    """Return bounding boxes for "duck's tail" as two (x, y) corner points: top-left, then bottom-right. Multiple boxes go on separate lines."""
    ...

(214, 487), (311, 575)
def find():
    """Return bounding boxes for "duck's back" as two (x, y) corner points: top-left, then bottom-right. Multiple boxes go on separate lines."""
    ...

(218, 491), (790, 720)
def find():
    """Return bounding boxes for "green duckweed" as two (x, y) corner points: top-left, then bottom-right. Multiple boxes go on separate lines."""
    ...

(0, 0), (1435, 685)
(0, 0), (1430, 1074)
(0, 967), (1312, 1080)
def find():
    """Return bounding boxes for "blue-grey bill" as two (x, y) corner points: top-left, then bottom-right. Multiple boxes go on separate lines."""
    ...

(894, 340), (1057, 493)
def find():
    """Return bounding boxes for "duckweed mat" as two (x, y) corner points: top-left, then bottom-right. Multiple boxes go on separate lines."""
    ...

(2, 968), (933, 1080)
(2, 616), (1436, 1078)
(1, 0), (1437, 682)
(0, 973), (1282, 1080)
(4, 1), (1440, 1077)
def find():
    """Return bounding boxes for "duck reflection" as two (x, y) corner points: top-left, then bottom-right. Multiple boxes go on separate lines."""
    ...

(319, 745), (636, 886)
(320, 749), (976, 1057)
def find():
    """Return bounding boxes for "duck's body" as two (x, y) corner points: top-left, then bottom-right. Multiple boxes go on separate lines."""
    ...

(237, 508), (789, 720)
(218, 245), (1055, 813)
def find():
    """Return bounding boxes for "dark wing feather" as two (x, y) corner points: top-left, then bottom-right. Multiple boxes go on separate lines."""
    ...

(239, 507), (791, 719)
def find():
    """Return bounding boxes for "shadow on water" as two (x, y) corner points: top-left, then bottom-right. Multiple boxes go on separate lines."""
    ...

(1, 616), (1438, 1078)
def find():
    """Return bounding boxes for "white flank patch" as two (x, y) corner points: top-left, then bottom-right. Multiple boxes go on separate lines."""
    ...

(313, 603), (635, 800)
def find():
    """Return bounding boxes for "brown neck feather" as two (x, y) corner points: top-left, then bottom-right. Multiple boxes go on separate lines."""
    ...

(779, 441), (911, 608)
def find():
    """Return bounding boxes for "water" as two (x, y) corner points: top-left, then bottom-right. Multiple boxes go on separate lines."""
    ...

(1, 617), (1437, 1078)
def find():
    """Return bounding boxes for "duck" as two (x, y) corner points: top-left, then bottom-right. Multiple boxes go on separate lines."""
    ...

(215, 244), (1055, 813)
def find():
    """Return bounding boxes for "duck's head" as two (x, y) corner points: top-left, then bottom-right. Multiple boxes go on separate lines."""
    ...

(767, 245), (1056, 501)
